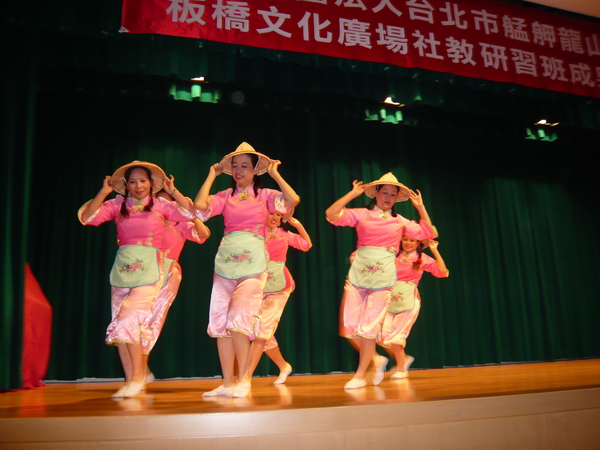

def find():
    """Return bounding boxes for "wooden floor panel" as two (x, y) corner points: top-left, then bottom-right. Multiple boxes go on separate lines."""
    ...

(2, 359), (600, 419)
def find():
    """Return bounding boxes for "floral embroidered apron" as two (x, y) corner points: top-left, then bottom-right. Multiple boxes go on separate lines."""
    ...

(348, 246), (396, 289)
(109, 245), (161, 288)
(387, 280), (417, 314)
(214, 231), (268, 279)
(264, 261), (286, 293)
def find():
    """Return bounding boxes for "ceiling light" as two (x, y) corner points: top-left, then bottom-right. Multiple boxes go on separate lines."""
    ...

(534, 119), (559, 126)
(382, 97), (404, 107)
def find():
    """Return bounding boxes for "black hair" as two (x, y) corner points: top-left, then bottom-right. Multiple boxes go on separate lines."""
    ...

(119, 166), (154, 218)
(411, 241), (425, 271)
(365, 184), (398, 217)
(229, 152), (263, 196)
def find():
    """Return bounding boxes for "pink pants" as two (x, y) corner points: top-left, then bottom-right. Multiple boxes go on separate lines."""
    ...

(207, 272), (267, 338)
(380, 299), (421, 348)
(256, 289), (291, 342)
(143, 261), (182, 354)
(339, 278), (392, 340)
(106, 277), (163, 347)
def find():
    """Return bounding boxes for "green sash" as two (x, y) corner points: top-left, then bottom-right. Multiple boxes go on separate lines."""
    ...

(214, 231), (267, 280)
(109, 245), (160, 288)
(348, 246), (396, 289)
(387, 280), (417, 314)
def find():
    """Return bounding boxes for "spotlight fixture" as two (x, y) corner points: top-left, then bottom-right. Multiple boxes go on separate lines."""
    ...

(382, 96), (405, 107)
(534, 119), (559, 126)
(190, 76), (207, 83)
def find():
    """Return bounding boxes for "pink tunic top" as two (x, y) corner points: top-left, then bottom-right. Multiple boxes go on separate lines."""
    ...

(396, 252), (449, 286)
(80, 196), (194, 248)
(197, 185), (288, 236)
(328, 207), (435, 253)
(265, 227), (310, 262)
(265, 226), (310, 292)
(161, 221), (207, 261)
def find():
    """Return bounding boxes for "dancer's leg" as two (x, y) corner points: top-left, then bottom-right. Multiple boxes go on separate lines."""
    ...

(246, 338), (266, 379)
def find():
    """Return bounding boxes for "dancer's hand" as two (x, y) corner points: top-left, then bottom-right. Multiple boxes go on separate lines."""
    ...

(209, 163), (223, 177)
(409, 189), (424, 208)
(350, 180), (366, 198)
(102, 176), (114, 194)
(267, 160), (282, 177)
(163, 175), (176, 194)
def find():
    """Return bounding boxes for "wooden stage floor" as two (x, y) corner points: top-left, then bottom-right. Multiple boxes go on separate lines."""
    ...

(2, 359), (600, 449)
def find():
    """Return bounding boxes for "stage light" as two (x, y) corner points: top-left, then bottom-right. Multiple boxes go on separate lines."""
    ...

(190, 76), (207, 82)
(534, 119), (559, 126)
(382, 96), (405, 107)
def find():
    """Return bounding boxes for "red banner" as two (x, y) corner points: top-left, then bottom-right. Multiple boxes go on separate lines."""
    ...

(121, 0), (600, 98)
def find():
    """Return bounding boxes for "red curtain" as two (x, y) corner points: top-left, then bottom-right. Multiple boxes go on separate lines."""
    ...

(21, 263), (53, 389)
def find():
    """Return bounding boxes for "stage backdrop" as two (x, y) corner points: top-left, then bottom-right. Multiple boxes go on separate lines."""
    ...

(22, 71), (600, 381)
(2, 0), (599, 388)
(122, 0), (600, 98)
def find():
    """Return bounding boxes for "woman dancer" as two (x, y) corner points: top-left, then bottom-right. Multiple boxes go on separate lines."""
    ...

(325, 173), (436, 389)
(194, 142), (299, 398)
(142, 189), (210, 383)
(79, 161), (195, 398)
(380, 224), (448, 380)
(244, 211), (312, 385)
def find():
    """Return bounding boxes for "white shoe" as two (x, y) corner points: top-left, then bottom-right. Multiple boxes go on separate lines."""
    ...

(111, 385), (128, 398)
(373, 355), (388, 386)
(273, 363), (292, 385)
(232, 380), (252, 398)
(145, 372), (155, 384)
(404, 355), (415, 372)
(123, 381), (144, 398)
(391, 371), (408, 380)
(202, 385), (234, 397)
(344, 378), (366, 389)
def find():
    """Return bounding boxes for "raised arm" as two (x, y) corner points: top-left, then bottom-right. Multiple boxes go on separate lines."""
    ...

(267, 160), (300, 207)
(81, 176), (113, 222)
(163, 175), (196, 214)
(192, 218), (210, 240)
(409, 189), (433, 229)
(427, 240), (448, 275)
(194, 163), (222, 211)
(325, 180), (365, 221)
(287, 217), (313, 249)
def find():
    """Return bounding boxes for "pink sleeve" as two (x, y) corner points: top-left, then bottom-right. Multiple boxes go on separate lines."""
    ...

(77, 197), (121, 226)
(264, 189), (293, 215)
(396, 215), (438, 240)
(419, 221), (438, 240)
(177, 222), (207, 245)
(158, 198), (195, 222)
(327, 208), (364, 227)
(421, 254), (449, 278)
(285, 230), (310, 252)
(206, 189), (231, 218)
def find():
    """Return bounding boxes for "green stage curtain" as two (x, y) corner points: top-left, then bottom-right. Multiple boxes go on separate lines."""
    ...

(1, 27), (38, 389)
(3, 1), (600, 384)
(21, 74), (600, 381)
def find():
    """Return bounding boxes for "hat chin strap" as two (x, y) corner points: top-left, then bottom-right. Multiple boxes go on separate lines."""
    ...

(252, 156), (261, 175)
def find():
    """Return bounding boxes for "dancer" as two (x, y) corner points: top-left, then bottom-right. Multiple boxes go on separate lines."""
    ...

(325, 173), (436, 389)
(79, 161), (195, 398)
(194, 142), (300, 398)
(244, 211), (312, 385)
(380, 224), (448, 380)
(142, 189), (211, 383)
